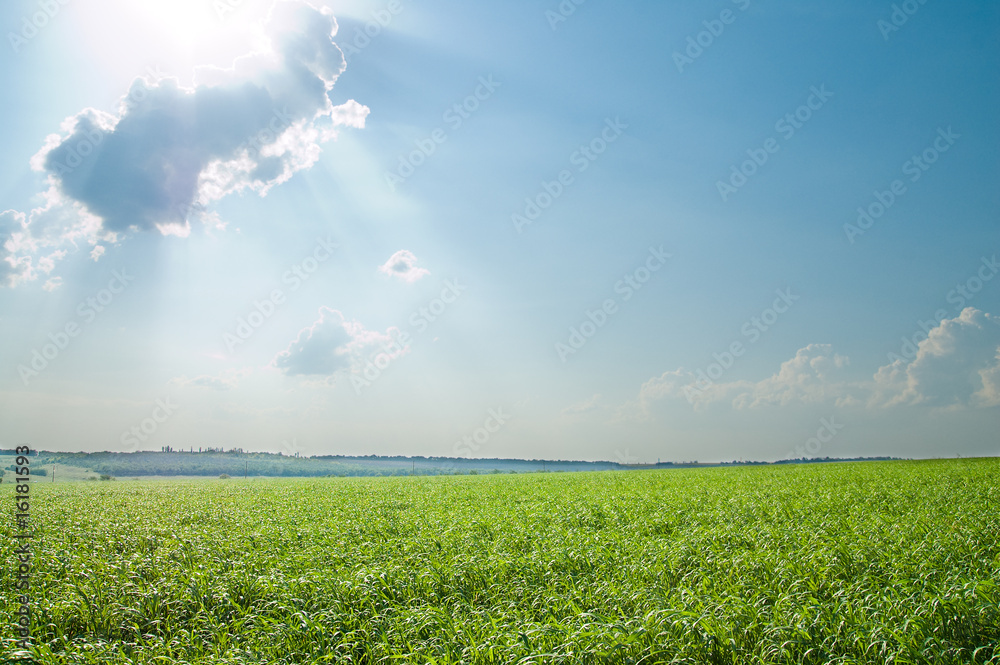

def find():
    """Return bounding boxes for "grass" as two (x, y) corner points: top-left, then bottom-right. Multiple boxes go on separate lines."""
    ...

(0, 459), (97, 484)
(2, 459), (998, 664)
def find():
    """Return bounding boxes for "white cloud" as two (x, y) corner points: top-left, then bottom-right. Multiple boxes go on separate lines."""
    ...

(629, 309), (1000, 416)
(273, 307), (409, 383)
(630, 343), (855, 414)
(870, 308), (1000, 408)
(731, 344), (853, 409)
(0, 210), (30, 287)
(377, 249), (429, 283)
(3, 190), (110, 288)
(3, 0), (368, 288)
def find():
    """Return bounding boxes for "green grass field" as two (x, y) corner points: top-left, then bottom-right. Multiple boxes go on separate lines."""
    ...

(2, 459), (998, 664)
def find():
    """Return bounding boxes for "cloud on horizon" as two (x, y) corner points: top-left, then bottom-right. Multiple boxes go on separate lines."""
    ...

(169, 368), (252, 391)
(628, 308), (1000, 417)
(2, 0), (368, 288)
(869, 308), (1000, 409)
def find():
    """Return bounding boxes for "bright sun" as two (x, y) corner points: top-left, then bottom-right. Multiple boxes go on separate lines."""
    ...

(81, 0), (272, 79)
(128, 0), (224, 48)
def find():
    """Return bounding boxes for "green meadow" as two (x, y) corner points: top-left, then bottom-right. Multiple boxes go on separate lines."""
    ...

(2, 459), (998, 664)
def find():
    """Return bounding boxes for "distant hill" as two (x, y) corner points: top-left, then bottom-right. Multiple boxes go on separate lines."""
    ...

(0, 449), (906, 479)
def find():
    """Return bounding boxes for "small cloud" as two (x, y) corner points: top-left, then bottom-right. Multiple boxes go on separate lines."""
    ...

(170, 368), (251, 391)
(1, 210), (31, 287)
(37, 249), (68, 275)
(562, 394), (602, 416)
(377, 249), (429, 283)
(273, 306), (409, 383)
(90, 245), (106, 261)
(42, 277), (63, 292)
(155, 221), (192, 238)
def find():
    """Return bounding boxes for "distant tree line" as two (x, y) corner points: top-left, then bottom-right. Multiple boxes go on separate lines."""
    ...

(2, 450), (910, 479)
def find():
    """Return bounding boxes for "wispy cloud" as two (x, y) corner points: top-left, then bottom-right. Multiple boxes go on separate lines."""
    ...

(169, 368), (252, 391)
(562, 393), (602, 416)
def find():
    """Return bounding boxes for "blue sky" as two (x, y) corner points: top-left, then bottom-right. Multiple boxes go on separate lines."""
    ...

(1, 0), (998, 463)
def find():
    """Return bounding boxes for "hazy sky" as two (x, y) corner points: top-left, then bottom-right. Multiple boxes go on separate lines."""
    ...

(1, 0), (998, 463)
